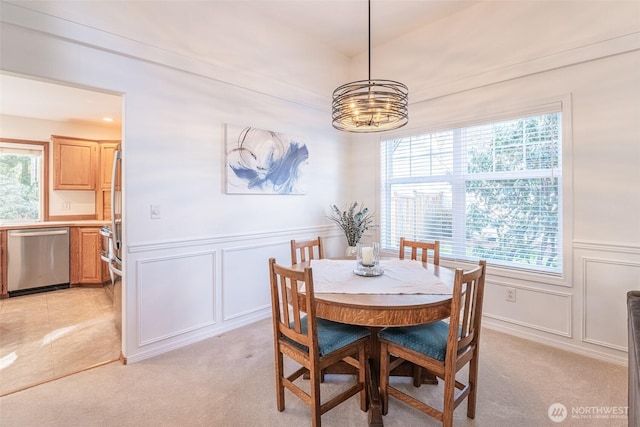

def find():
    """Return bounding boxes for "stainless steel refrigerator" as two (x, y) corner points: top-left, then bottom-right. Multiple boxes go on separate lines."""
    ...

(100, 145), (122, 280)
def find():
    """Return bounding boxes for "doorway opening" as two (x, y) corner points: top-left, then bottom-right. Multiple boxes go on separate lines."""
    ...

(0, 72), (124, 396)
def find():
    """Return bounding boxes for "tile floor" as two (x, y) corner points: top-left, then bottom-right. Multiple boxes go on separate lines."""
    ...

(0, 286), (121, 396)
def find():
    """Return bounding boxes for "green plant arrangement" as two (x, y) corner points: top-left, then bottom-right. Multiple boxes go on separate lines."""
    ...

(327, 202), (375, 247)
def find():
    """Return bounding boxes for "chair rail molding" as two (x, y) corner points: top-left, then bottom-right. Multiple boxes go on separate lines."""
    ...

(127, 225), (335, 253)
(573, 239), (640, 255)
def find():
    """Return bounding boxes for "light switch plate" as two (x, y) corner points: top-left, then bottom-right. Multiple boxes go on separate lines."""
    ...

(150, 205), (161, 219)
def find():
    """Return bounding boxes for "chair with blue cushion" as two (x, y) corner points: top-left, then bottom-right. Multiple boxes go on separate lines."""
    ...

(378, 260), (487, 427)
(398, 237), (441, 385)
(291, 236), (324, 264)
(268, 257), (369, 427)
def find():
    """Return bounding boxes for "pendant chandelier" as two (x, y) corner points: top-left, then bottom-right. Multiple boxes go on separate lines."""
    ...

(332, 0), (408, 133)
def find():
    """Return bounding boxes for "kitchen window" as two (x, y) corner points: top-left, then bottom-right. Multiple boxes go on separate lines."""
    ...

(380, 106), (564, 275)
(0, 139), (48, 222)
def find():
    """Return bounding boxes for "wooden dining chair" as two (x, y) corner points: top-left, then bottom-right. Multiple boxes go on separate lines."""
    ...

(398, 237), (441, 385)
(268, 258), (369, 427)
(399, 237), (440, 265)
(378, 260), (487, 427)
(290, 236), (324, 264)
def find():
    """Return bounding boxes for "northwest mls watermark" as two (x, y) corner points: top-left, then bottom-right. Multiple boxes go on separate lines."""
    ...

(548, 402), (628, 423)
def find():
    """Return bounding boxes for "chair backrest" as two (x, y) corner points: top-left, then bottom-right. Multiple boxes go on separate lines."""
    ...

(290, 236), (324, 264)
(398, 237), (440, 265)
(269, 258), (318, 354)
(448, 260), (486, 359)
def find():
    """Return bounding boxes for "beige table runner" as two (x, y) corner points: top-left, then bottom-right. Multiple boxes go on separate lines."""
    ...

(308, 259), (452, 295)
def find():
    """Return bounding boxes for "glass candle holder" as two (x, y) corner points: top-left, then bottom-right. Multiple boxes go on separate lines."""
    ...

(356, 241), (380, 268)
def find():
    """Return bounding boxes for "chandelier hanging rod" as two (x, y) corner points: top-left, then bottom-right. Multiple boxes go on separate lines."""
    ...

(331, 0), (409, 133)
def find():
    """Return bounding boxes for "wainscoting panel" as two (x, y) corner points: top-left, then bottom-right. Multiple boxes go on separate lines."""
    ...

(137, 251), (216, 346)
(583, 257), (640, 351)
(483, 280), (572, 337)
(221, 242), (290, 322)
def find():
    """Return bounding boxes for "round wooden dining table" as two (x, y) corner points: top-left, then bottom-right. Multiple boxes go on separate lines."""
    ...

(313, 263), (455, 327)
(293, 260), (456, 427)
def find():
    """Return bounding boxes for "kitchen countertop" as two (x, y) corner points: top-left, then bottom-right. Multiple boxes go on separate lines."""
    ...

(0, 220), (109, 231)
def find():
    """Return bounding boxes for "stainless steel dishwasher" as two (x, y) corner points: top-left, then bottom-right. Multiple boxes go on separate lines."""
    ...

(7, 227), (70, 296)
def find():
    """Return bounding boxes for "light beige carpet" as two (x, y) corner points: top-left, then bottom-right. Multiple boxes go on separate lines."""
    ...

(0, 319), (627, 427)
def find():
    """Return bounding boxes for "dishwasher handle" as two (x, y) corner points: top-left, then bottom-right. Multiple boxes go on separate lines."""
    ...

(8, 229), (69, 238)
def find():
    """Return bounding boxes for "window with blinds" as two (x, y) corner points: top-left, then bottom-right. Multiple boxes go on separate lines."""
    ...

(380, 110), (562, 274)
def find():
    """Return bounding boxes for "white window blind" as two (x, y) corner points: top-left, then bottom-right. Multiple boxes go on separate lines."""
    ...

(380, 111), (562, 274)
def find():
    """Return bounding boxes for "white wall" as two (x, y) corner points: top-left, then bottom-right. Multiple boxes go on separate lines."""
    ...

(367, 1), (640, 104)
(0, 1), (352, 363)
(350, 1), (640, 364)
(1, 0), (638, 365)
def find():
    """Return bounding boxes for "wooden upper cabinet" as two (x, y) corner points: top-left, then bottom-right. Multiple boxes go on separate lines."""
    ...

(99, 142), (120, 191)
(53, 136), (98, 190)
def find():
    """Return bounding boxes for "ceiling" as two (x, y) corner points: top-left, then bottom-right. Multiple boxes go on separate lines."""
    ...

(148, 0), (477, 58)
(0, 73), (123, 127)
(0, 0), (477, 127)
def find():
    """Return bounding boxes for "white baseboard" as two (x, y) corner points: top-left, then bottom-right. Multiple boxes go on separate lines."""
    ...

(483, 318), (627, 367)
(125, 310), (271, 365)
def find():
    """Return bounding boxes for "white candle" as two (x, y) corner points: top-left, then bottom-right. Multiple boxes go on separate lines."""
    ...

(361, 246), (374, 266)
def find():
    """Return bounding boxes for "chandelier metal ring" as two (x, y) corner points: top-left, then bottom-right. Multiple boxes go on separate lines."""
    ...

(332, 79), (408, 132)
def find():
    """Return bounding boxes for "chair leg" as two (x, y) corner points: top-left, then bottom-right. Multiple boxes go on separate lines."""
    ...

(412, 364), (422, 387)
(305, 368), (325, 382)
(442, 365), (456, 427)
(358, 344), (368, 411)
(310, 366), (322, 427)
(467, 350), (479, 419)
(275, 351), (285, 411)
(379, 342), (390, 415)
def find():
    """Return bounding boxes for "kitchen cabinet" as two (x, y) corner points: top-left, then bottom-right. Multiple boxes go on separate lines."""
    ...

(51, 136), (120, 220)
(53, 136), (98, 190)
(70, 226), (109, 285)
(99, 192), (111, 220)
(99, 142), (120, 191)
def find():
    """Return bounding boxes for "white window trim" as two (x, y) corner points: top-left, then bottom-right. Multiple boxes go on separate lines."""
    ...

(0, 140), (46, 223)
(376, 94), (574, 287)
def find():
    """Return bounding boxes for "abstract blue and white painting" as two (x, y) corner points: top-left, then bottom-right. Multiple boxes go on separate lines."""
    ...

(225, 125), (309, 194)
